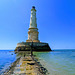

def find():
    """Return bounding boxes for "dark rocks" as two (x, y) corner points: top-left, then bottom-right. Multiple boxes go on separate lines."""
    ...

(39, 67), (48, 74)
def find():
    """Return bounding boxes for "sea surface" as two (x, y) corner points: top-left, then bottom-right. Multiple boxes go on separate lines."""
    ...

(34, 49), (75, 75)
(0, 50), (75, 75)
(0, 50), (16, 74)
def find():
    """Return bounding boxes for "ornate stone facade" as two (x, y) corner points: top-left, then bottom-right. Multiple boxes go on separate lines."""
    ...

(26, 6), (40, 42)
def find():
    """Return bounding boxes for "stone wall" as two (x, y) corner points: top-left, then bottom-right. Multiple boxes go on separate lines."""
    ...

(15, 42), (51, 51)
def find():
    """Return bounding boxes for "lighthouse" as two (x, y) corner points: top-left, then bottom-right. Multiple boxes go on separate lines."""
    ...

(26, 6), (40, 42)
(15, 6), (51, 51)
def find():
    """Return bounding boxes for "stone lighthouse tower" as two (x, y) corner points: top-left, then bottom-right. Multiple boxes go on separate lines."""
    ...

(26, 6), (40, 42)
(15, 6), (51, 51)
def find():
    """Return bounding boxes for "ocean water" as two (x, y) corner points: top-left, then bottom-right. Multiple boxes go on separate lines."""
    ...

(0, 50), (75, 75)
(0, 50), (16, 74)
(34, 50), (75, 75)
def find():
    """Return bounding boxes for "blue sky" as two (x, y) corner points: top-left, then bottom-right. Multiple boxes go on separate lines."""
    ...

(0, 0), (75, 50)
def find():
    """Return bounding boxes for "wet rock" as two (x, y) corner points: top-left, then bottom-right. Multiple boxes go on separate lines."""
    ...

(39, 67), (48, 74)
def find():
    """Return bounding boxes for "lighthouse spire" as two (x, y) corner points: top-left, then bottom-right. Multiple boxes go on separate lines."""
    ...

(26, 6), (40, 42)
(30, 6), (37, 28)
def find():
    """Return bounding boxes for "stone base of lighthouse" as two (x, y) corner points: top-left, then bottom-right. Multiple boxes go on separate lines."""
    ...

(26, 28), (40, 42)
(26, 40), (40, 42)
(15, 42), (51, 51)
